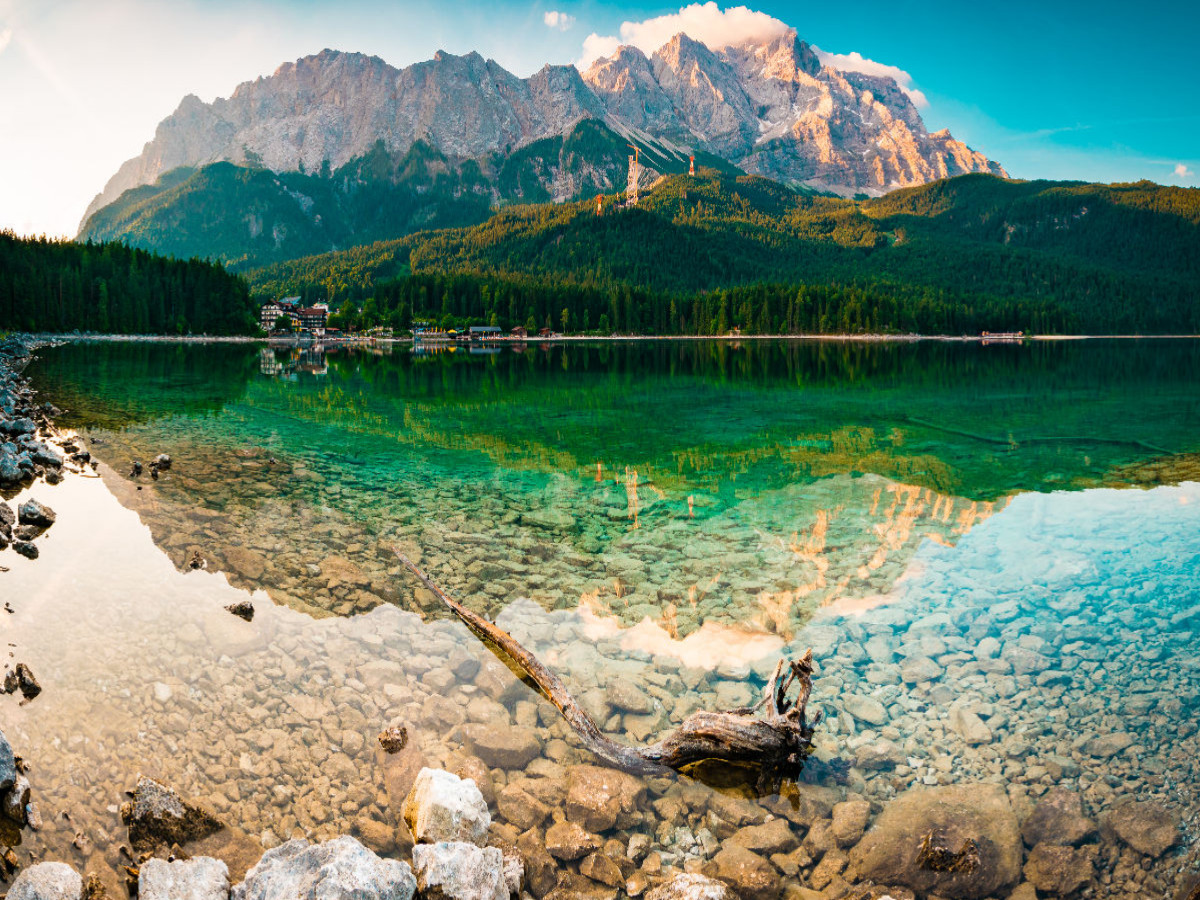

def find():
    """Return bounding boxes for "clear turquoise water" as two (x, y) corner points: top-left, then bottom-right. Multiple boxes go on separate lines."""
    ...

(7, 338), (1200, 898)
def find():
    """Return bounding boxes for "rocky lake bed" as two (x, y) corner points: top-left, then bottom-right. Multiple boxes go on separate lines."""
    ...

(2, 338), (1199, 899)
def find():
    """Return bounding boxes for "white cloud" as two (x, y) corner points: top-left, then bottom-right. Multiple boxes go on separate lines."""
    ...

(0, 27), (13, 55)
(573, 3), (928, 108)
(1174, 162), (1195, 179)
(577, 2), (789, 67)
(813, 48), (928, 108)
(543, 10), (575, 31)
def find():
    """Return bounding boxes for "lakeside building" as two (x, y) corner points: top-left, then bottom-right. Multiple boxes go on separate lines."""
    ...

(261, 297), (327, 335)
(298, 304), (329, 336)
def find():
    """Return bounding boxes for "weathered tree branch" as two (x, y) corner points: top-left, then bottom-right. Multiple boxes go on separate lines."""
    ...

(396, 550), (819, 790)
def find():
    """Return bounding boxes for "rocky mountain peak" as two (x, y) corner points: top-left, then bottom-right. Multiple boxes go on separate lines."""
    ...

(80, 28), (1006, 232)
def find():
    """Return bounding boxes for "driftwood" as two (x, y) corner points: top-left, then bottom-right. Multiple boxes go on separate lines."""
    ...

(396, 550), (819, 790)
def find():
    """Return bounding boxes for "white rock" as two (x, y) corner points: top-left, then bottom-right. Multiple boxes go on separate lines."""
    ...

(402, 767), (490, 845)
(412, 842), (507, 900)
(6, 862), (82, 900)
(140, 857), (229, 900)
(645, 872), (732, 899)
(232, 836), (414, 900)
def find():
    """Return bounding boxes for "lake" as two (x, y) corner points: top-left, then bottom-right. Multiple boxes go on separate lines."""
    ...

(5, 338), (1199, 899)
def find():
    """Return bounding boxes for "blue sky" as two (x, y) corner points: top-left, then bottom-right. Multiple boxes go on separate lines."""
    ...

(1, 0), (1197, 237)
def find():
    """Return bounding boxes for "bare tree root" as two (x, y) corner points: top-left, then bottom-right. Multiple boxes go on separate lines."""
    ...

(395, 550), (819, 791)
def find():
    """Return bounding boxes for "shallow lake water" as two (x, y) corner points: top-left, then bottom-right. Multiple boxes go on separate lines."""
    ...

(4, 338), (1200, 899)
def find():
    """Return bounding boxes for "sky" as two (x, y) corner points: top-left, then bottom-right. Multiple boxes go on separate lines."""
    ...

(1, 0), (1197, 238)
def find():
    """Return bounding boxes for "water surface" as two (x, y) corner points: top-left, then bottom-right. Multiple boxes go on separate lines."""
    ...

(6, 338), (1199, 898)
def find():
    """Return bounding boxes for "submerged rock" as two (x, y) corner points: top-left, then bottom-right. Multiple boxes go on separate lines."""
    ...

(232, 836), (415, 900)
(378, 724), (409, 753)
(402, 767), (490, 845)
(5, 663), (42, 700)
(710, 845), (779, 900)
(565, 764), (645, 832)
(6, 861), (82, 900)
(120, 775), (222, 851)
(139, 856), (230, 900)
(411, 841), (507, 900)
(1023, 842), (1095, 895)
(544, 820), (600, 860)
(460, 723), (540, 770)
(645, 873), (733, 900)
(849, 784), (1022, 899)
(225, 601), (255, 622)
(13, 541), (38, 560)
(1021, 788), (1095, 847)
(1104, 800), (1179, 858)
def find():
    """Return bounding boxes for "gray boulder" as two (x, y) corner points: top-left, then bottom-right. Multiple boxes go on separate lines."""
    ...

(233, 836), (415, 900)
(6, 862), (82, 900)
(140, 857), (230, 900)
(402, 767), (489, 845)
(411, 842), (507, 900)
(849, 784), (1022, 899)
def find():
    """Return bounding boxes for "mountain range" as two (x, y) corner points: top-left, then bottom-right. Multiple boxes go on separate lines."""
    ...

(80, 29), (1006, 261)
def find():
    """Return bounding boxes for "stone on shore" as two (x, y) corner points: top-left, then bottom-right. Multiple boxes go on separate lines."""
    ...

(139, 857), (230, 900)
(849, 784), (1022, 899)
(120, 775), (222, 851)
(1104, 800), (1179, 858)
(6, 862), (82, 900)
(411, 842), (507, 900)
(17, 499), (55, 529)
(402, 767), (490, 845)
(232, 836), (415, 900)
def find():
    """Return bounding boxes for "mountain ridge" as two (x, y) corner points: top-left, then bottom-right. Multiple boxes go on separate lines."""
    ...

(81, 29), (1004, 230)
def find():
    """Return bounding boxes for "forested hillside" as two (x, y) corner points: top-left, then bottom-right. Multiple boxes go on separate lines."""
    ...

(0, 232), (257, 334)
(79, 121), (718, 269)
(248, 173), (1200, 335)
